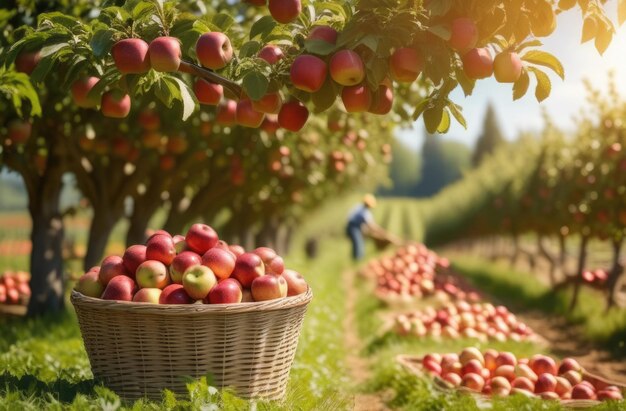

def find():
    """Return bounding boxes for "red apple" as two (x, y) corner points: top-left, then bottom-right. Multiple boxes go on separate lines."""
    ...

(251, 274), (288, 301)
(202, 247), (236, 280)
(534, 373), (557, 393)
(76, 271), (104, 298)
(71, 77), (100, 108)
(494, 365), (516, 381)
(253, 247), (284, 274)
(555, 376), (572, 397)
(460, 347), (484, 365)
(462, 48), (493, 79)
(252, 92), (282, 114)
(389, 48), (423, 83)
(290, 55), (327, 92)
(571, 383), (596, 400)
(170, 251), (202, 284)
(146, 234), (176, 266)
(342, 84), (371, 113)
(461, 359), (484, 376)
(229, 244), (245, 257)
(15, 50), (41, 74)
(515, 364), (538, 383)
(483, 349), (499, 372)
(308, 26), (338, 44)
(443, 373), (462, 386)
(138, 110), (160, 130)
(258, 45), (284, 64)
(597, 390), (623, 400)
(281, 269), (307, 296)
(494, 51), (522, 83)
(512, 376), (535, 392)
(132, 288), (162, 303)
(159, 284), (193, 304)
(461, 373), (485, 392)
(111, 38), (150, 74)
(368, 85), (393, 115)
(496, 352), (517, 368)
(136, 260), (170, 289)
(149, 36), (181, 72)
(268, 0), (301, 24)
(558, 358), (582, 374)
(101, 275), (137, 301)
(6, 120), (32, 144)
(216, 100), (237, 126)
(491, 376), (512, 392)
(196, 32), (233, 70)
(278, 100), (309, 131)
(329, 50), (365, 86)
(423, 359), (442, 375)
(194, 79), (223, 105)
(236, 99), (265, 128)
(182, 265), (217, 300)
(186, 224), (219, 255)
(99, 255), (130, 285)
(530, 355), (557, 376)
(232, 253), (265, 287)
(562, 370), (583, 386)
(449, 17), (478, 53)
(101, 91), (131, 118)
(122, 245), (147, 278)
(206, 278), (243, 304)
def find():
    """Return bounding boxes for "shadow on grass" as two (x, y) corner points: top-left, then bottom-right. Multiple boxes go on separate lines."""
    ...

(0, 373), (96, 403)
(0, 308), (79, 351)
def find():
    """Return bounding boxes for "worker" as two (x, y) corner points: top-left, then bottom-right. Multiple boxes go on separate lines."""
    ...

(345, 194), (387, 261)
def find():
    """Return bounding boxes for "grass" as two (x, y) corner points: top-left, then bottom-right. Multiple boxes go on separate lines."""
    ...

(0, 240), (355, 410)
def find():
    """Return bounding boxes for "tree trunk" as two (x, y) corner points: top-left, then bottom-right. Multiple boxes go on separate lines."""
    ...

(558, 233), (567, 272)
(605, 238), (623, 311)
(537, 235), (557, 285)
(126, 206), (153, 247)
(83, 207), (118, 270)
(569, 236), (589, 312)
(510, 234), (520, 267)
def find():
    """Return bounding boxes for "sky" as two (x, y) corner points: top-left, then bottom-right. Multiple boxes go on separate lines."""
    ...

(396, 1), (626, 151)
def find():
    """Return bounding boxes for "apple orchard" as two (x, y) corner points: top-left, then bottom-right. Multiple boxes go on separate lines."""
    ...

(0, 0), (621, 316)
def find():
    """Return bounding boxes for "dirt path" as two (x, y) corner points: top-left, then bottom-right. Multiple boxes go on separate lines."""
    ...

(343, 268), (389, 411)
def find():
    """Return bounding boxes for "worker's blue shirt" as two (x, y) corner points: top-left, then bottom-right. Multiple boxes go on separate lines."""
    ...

(346, 205), (373, 230)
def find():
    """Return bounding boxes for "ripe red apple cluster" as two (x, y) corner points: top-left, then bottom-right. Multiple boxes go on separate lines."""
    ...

(4, 119), (32, 145)
(0, 271), (31, 305)
(582, 268), (608, 288)
(421, 348), (623, 401)
(446, 17), (522, 84)
(365, 243), (481, 303)
(75, 224), (308, 304)
(394, 301), (535, 343)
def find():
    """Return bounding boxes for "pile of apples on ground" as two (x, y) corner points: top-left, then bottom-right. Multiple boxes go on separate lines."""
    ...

(75, 224), (308, 304)
(367, 243), (481, 303)
(420, 347), (623, 401)
(394, 301), (535, 343)
(0, 271), (30, 305)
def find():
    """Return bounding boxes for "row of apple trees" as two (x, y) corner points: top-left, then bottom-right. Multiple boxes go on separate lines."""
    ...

(1, 0), (622, 315)
(419, 76), (626, 311)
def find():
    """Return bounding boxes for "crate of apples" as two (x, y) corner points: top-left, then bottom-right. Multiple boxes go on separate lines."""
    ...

(398, 348), (624, 405)
(367, 244), (480, 306)
(393, 302), (538, 343)
(74, 224), (309, 304)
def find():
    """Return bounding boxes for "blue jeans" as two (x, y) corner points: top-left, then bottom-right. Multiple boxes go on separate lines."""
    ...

(346, 224), (364, 261)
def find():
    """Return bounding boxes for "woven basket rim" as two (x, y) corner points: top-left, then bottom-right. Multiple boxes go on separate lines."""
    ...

(71, 287), (312, 315)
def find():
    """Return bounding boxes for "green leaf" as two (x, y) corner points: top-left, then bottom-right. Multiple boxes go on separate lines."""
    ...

(447, 102), (466, 129)
(427, 0), (453, 16)
(239, 41), (262, 58)
(91, 29), (116, 58)
(529, 67), (551, 102)
(427, 25), (451, 41)
(513, 69), (530, 100)
(424, 103), (444, 134)
(311, 77), (337, 113)
(594, 25), (613, 55)
(250, 16), (277, 40)
(581, 16), (597, 43)
(437, 108), (451, 133)
(304, 39), (337, 56)
(242, 71), (269, 101)
(212, 12), (235, 31)
(521, 50), (564, 79)
(411, 99), (429, 121)
(172, 77), (197, 120)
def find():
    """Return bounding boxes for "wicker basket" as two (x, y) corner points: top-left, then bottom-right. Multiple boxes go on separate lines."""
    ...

(71, 288), (313, 401)
(396, 355), (626, 408)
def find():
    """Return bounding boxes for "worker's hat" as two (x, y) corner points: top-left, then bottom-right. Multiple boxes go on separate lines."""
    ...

(363, 194), (377, 208)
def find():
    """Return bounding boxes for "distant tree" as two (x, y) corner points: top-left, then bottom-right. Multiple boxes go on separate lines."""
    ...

(414, 132), (470, 197)
(378, 138), (420, 197)
(471, 104), (505, 167)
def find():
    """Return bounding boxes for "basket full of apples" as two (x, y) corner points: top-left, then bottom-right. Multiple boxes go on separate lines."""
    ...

(0, 271), (30, 316)
(71, 224), (312, 401)
(397, 348), (625, 407)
